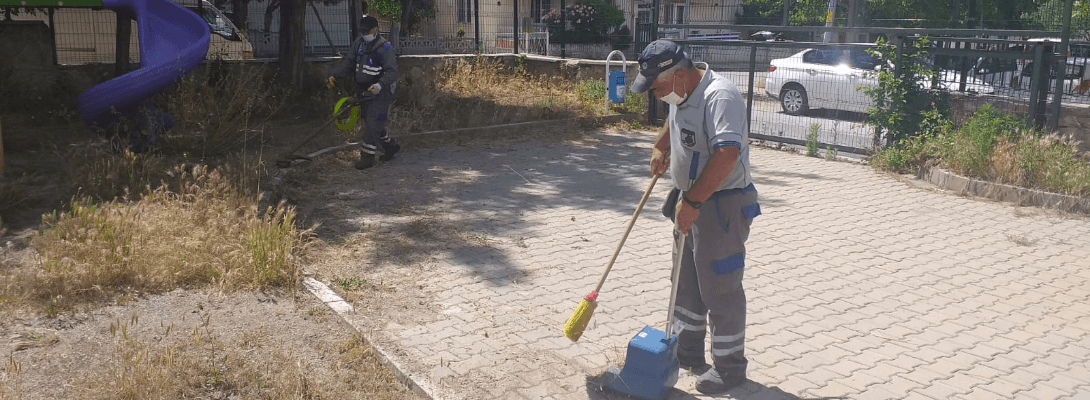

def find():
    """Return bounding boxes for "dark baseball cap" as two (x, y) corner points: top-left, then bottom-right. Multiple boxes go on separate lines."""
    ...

(360, 15), (379, 32)
(630, 40), (686, 94)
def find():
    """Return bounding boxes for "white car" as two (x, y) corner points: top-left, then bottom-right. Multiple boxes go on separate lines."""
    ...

(765, 48), (996, 115)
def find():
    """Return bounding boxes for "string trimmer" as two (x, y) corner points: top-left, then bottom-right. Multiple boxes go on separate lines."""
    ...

(275, 96), (361, 168)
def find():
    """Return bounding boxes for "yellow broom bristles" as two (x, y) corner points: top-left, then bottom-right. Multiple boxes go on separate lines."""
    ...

(563, 292), (599, 342)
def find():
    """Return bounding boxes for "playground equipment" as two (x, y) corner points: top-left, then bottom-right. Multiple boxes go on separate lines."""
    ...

(1, 0), (209, 140)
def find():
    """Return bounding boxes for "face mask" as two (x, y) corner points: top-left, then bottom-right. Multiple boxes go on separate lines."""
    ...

(657, 73), (690, 105)
(363, 34), (376, 42)
(660, 91), (688, 105)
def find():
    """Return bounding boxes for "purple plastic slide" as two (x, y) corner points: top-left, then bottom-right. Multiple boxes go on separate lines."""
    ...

(77, 0), (210, 128)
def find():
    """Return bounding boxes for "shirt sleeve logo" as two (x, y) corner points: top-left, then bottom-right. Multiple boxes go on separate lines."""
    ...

(681, 128), (697, 147)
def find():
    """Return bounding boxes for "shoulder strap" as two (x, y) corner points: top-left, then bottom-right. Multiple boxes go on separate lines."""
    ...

(369, 37), (389, 54)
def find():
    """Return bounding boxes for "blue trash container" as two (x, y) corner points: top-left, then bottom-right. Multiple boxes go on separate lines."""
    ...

(608, 69), (626, 103)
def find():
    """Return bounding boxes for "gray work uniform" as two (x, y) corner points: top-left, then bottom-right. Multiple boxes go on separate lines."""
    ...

(330, 34), (399, 158)
(666, 63), (761, 381)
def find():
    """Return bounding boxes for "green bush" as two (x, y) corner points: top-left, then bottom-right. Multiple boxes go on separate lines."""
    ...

(574, 79), (646, 115)
(871, 104), (1090, 196)
(933, 104), (1025, 178)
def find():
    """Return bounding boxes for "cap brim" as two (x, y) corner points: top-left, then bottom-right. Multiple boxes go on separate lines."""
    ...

(630, 73), (654, 94)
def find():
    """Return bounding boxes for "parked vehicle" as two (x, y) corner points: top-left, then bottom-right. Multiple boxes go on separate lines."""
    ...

(176, 0), (253, 60)
(13, 0), (253, 63)
(765, 48), (995, 115)
(973, 57), (1090, 95)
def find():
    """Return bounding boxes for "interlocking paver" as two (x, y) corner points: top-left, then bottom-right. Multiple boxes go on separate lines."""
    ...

(309, 129), (1090, 399)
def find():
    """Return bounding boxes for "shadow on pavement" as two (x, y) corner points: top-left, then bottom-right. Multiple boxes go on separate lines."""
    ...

(288, 128), (666, 285)
(582, 374), (846, 400)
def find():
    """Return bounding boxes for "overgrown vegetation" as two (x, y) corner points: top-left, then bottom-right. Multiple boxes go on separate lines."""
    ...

(863, 35), (1090, 197)
(0, 165), (311, 315)
(393, 57), (643, 133)
(871, 104), (1090, 196)
(154, 61), (291, 158)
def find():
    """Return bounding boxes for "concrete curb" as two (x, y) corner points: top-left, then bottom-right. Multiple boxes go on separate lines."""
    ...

(918, 165), (1090, 214)
(301, 277), (438, 400)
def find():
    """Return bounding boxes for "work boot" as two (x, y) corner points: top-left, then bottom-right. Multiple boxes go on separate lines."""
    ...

(678, 354), (710, 375)
(379, 137), (400, 161)
(354, 155), (375, 170)
(695, 368), (745, 395)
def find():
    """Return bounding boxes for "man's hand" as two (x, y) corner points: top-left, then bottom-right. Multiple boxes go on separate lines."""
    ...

(368, 83), (382, 94)
(675, 199), (699, 235)
(326, 76), (336, 89)
(650, 147), (669, 177)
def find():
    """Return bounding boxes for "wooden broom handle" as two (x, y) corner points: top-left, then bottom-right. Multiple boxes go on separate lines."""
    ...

(593, 174), (660, 293)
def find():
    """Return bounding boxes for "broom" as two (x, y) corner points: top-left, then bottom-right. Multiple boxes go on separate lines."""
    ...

(564, 174), (659, 342)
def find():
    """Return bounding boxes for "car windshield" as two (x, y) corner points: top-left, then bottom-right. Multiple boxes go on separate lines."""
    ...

(803, 48), (876, 70)
(186, 3), (241, 41)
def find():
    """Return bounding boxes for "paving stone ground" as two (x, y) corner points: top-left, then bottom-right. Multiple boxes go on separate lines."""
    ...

(323, 128), (1090, 400)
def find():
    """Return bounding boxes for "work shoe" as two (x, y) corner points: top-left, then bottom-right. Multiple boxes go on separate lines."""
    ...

(678, 354), (710, 375)
(680, 362), (711, 376)
(354, 156), (375, 170)
(379, 138), (400, 161)
(695, 368), (745, 395)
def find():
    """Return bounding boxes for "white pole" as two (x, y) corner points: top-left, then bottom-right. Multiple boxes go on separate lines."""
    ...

(823, 0), (837, 43)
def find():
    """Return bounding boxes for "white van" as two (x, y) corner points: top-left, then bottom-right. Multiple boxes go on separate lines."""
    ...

(175, 0), (254, 60)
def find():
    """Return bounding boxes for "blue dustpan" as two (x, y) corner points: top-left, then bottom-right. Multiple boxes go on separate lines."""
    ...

(603, 233), (687, 400)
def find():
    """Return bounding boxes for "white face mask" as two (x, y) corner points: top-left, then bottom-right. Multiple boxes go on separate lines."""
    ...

(363, 34), (376, 42)
(660, 91), (688, 105)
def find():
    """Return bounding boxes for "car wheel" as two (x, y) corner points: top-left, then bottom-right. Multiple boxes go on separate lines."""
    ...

(780, 85), (809, 115)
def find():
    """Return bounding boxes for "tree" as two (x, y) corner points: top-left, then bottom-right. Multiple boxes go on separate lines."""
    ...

(279, 0), (306, 89)
(1027, 0), (1090, 35)
(736, 0), (1039, 30)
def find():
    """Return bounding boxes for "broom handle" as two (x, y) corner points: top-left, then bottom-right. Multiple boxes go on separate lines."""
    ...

(665, 231), (686, 337)
(592, 174), (660, 294)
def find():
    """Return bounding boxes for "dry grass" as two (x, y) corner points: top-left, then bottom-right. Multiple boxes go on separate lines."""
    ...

(0, 164), (311, 315)
(154, 61), (290, 158)
(872, 104), (1090, 197)
(19, 312), (416, 400)
(387, 57), (643, 134)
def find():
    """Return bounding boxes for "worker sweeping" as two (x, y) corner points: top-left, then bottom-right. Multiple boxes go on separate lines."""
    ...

(327, 15), (400, 170)
(629, 39), (762, 395)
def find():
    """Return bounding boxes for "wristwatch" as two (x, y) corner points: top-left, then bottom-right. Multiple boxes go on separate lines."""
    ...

(682, 195), (702, 209)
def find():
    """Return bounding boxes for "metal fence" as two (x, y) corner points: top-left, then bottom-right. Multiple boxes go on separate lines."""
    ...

(625, 0), (1084, 154)
(2, 0), (636, 61)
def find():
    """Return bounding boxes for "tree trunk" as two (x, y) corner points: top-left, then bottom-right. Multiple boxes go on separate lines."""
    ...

(232, 0), (249, 32)
(279, 0), (306, 89)
(116, 13), (131, 77)
(399, 0), (413, 37)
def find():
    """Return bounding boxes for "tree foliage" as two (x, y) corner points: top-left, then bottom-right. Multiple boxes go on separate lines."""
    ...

(736, 0), (1044, 29)
(862, 36), (951, 146)
(544, 0), (625, 43)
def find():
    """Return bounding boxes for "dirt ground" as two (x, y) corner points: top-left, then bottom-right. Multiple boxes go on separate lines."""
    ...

(0, 116), (428, 399)
(0, 110), (615, 399)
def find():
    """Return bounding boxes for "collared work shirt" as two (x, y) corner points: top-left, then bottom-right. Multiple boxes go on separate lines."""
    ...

(668, 63), (752, 192)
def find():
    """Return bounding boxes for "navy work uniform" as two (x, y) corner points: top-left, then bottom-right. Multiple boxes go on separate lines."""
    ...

(331, 29), (400, 167)
(664, 62), (762, 384)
